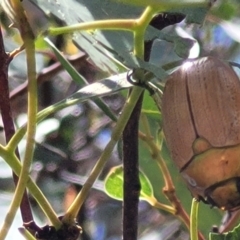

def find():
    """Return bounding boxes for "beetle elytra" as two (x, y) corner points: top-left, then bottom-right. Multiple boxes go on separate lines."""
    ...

(162, 56), (240, 210)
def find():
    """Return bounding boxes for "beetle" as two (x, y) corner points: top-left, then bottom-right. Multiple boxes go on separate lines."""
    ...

(162, 56), (240, 210)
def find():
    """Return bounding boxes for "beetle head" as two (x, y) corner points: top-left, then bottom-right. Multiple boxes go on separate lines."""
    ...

(205, 177), (240, 210)
(181, 140), (240, 210)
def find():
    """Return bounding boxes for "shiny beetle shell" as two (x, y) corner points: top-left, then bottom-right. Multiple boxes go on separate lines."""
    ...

(162, 56), (240, 210)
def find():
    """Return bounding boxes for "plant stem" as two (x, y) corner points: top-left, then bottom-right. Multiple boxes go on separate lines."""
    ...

(133, 6), (156, 57)
(62, 86), (144, 224)
(0, 1), (50, 238)
(190, 198), (200, 240)
(18, 228), (36, 240)
(48, 19), (136, 35)
(0, 25), (33, 224)
(145, 196), (175, 214)
(121, 6), (157, 240)
(140, 114), (174, 190)
(139, 116), (205, 240)
(0, 149), (61, 228)
(122, 92), (143, 240)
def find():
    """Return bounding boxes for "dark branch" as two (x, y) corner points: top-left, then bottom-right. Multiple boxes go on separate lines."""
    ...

(0, 26), (33, 223)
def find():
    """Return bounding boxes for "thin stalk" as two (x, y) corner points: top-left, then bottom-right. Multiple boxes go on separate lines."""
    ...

(0, 0), (49, 238)
(139, 116), (205, 240)
(133, 6), (156, 58)
(48, 19), (136, 35)
(140, 114), (174, 190)
(190, 198), (199, 240)
(18, 228), (36, 240)
(144, 196), (175, 214)
(62, 86), (144, 224)
(0, 149), (61, 228)
(0, 26), (33, 223)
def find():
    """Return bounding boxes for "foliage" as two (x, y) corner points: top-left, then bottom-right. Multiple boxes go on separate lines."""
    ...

(0, 0), (240, 240)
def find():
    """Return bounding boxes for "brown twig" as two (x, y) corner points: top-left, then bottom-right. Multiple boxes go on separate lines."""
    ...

(122, 92), (143, 240)
(121, 12), (187, 240)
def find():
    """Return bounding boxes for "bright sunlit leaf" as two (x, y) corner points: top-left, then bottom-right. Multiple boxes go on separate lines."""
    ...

(104, 165), (154, 200)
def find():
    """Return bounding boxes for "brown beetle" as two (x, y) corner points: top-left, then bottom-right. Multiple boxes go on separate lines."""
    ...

(162, 56), (240, 210)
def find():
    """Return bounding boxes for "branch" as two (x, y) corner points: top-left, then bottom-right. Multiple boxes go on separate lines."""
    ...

(0, 25), (33, 224)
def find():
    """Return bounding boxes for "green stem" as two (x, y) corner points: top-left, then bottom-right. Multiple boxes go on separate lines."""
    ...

(48, 19), (136, 35)
(0, 1), (59, 238)
(190, 198), (199, 240)
(7, 95), (99, 152)
(62, 6), (158, 224)
(133, 6), (156, 57)
(0, 144), (59, 229)
(6, 7), (157, 154)
(1, 150), (61, 228)
(18, 228), (36, 240)
(145, 196), (175, 214)
(140, 114), (175, 190)
(62, 86), (144, 224)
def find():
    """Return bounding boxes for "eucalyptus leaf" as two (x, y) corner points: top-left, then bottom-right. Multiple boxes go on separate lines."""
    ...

(68, 72), (132, 101)
(112, 0), (210, 7)
(30, 0), (209, 74)
(112, 0), (210, 24)
(44, 37), (117, 121)
(142, 91), (161, 120)
(210, 225), (240, 240)
(104, 165), (154, 201)
(29, 0), (143, 72)
(122, 55), (168, 81)
(37, 72), (132, 121)
(162, 34), (195, 59)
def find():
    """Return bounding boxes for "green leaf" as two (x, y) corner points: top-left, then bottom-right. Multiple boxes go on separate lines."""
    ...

(104, 165), (154, 201)
(30, 0), (143, 72)
(123, 55), (169, 80)
(210, 1), (236, 20)
(210, 224), (240, 240)
(44, 37), (117, 121)
(37, 72), (132, 122)
(162, 34), (195, 59)
(173, 37), (195, 58)
(113, 0), (210, 24)
(142, 91), (161, 120)
(30, 0), (209, 73)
